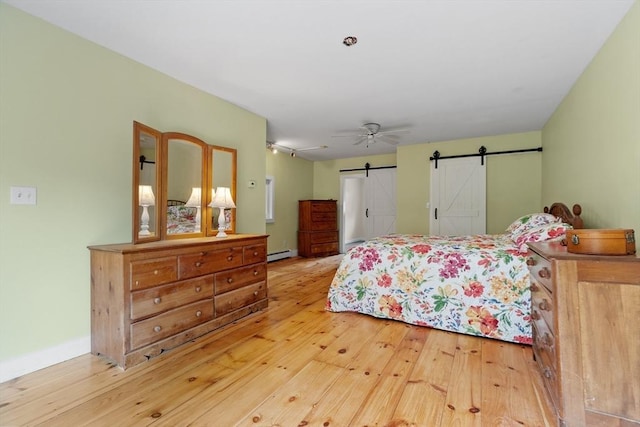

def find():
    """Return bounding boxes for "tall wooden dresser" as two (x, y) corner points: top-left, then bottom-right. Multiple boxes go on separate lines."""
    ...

(89, 234), (268, 369)
(527, 241), (639, 426)
(298, 199), (339, 257)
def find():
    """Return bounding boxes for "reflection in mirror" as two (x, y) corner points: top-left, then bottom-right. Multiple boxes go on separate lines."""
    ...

(133, 122), (161, 243)
(209, 147), (237, 234)
(165, 136), (205, 237)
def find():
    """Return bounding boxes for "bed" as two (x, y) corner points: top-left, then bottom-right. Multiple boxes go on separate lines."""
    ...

(166, 200), (198, 234)
(325, 203), (583, 344)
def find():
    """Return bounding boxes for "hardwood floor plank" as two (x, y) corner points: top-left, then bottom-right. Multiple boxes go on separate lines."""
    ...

(480, 340), (550, 427)
(0, 256), (556, 427)
(392, 328), (458, 425)
(348, 325), (431, 426)
(234, 360), (345, 426)
(439, 334), (483, 426)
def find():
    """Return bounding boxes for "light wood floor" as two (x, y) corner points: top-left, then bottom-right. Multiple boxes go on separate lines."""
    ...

(1, 255), (555, 427)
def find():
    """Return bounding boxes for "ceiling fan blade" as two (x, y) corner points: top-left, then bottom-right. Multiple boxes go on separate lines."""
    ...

(377, 129), (410, 136)
(353, 138), (367, 146)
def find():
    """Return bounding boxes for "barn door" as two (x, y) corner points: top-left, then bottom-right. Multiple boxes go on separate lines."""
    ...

(365, 168), (396, 239)
(430, 157), (486, 235)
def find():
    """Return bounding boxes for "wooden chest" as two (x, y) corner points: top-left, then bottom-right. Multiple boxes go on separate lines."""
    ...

(89, 235), (268, 369)
(527, 241), (640, 426)
(298, 200), (339, 257)
(566, 228), (636, 255)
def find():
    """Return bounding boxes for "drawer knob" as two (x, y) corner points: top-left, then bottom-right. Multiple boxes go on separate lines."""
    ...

(539, 299), (551, 311)
(196, 310), (202, 317)
(200, 251), (207, 256)
(195, 261), (202, 267)
(227, 255), (233, 262)
(526, 258), (536, 266)
(253, 291), (258, 296)
(538, 267), (550, 279)
(227, 277), (233, 284)
(135, 280), (140, 286)
(154, 270), (158, 275)
(195, 286), (201, 293)
(530, 283), (539, 292)
(153, 326), (162, 333)
(253, 270), (258, 276)
(253, 251), (258, 257)
(153, 297), (161, 304)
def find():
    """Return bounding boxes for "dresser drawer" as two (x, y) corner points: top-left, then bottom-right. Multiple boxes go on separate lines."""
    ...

(527, 251), (553, 293)
(530, 280), (554, 332)
(243, 244), (266, 265)
(178, 247), (243, 279)
(308, 231), (339, 244)
(309, 218), (337, 231)
(311, 202), (337, 213)
(215, 264), (266, 295)
(130, 276), (213, 321)
(310, 242), (339, 255)
(532, 323), (560, 416)
(130, 300), (214, 350)
(215, 282), (267, 317)
(130, 257), (177, 290)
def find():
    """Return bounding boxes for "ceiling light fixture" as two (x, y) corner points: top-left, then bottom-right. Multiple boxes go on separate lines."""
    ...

(343, 36), (357, 46)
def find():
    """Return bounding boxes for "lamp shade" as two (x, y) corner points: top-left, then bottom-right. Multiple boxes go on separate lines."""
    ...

(139, 185), (155, 206)
(184, 187), (202, 207)
(209, 187), (236, 209)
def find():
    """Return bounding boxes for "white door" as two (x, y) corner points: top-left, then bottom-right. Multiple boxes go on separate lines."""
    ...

(365, 168), (396, 239)
(430, 157), (486, 236)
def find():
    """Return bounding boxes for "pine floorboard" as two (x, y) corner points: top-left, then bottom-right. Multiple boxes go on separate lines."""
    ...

(0, 255), (555, 427)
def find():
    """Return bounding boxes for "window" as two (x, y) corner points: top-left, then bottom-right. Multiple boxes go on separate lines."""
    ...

(266, 175), (275, 223)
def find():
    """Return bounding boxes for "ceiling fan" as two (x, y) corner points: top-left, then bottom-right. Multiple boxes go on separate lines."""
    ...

(267, 141), (327, 157)
(332, 123), (409, 147)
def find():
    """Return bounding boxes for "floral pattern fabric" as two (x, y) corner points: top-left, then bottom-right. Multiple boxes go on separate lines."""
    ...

(326, 234), (533, 344)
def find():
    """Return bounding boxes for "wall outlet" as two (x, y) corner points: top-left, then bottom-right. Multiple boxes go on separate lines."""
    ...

(10, 186), (37, 205)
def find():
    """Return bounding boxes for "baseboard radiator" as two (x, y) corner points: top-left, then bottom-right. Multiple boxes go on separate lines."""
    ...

(267, 249), (292, 262)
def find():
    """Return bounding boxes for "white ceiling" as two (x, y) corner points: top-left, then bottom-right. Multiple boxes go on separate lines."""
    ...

(4, 0), (634, 160)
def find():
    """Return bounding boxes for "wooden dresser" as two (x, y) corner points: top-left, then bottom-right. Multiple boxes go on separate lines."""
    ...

(298, 199), (339, 257)
(527, 241), (639, 426)
(88, 234), (268, 369)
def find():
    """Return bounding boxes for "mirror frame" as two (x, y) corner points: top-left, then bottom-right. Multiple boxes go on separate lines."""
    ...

(132, 122), (237, 243)
(133, 121), (162, 244)
(207, 145), (237, 236)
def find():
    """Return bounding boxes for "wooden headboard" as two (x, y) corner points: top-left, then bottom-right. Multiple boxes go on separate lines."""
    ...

(544, 203), (584, 229)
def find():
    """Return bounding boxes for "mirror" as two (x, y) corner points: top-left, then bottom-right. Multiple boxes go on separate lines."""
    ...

(208, 146), (237, 235)
(162, 132), (208, 239)
(132, 122), (237, 243)
(133, 122), (162, 244)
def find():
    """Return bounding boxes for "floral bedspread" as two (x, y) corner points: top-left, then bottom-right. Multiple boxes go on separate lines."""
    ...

(326, 234), (532, 344)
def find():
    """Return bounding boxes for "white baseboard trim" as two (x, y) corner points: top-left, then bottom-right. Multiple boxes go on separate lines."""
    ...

(267, 249), (292, 262)
(0, 335), (91, 383)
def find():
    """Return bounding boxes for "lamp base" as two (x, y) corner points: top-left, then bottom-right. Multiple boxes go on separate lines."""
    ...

(216, 208), (228, 238)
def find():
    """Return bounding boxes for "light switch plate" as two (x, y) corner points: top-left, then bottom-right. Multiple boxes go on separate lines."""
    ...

(10, 186), (37, 205)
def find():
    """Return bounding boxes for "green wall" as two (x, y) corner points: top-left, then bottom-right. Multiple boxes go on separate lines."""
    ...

(0, 5), (266, 363)
(542, 0), (640, 242)
(265, 149), (314, 255)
